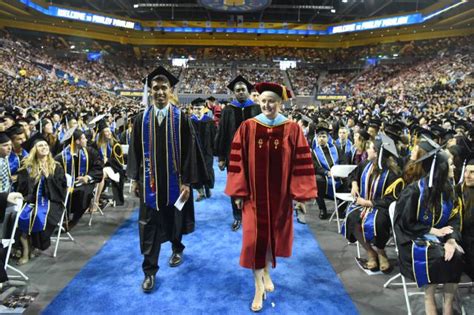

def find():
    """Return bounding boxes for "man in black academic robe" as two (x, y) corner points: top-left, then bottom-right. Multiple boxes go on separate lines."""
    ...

(311, 124), (348, 219)
(55, 129), (103, 229)
(190, 98), (216, 201)
(214, 75), (261, 231)
(127, 66), (208, 293)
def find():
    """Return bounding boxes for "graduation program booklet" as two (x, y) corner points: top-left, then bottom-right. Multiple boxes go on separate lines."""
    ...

(174, 191), (186, 211)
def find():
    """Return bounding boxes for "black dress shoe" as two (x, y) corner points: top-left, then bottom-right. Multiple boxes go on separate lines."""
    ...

(231, 220), (241, 231)
(319, 211), (328, 220)
(195, 195), (206, 202)
(169, 251), (183, 267)
(142, 275), (155, 293)
(205, 188), (211, 198)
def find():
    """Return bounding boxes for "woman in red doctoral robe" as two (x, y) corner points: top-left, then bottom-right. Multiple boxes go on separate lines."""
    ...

(225, 82), (317, 312)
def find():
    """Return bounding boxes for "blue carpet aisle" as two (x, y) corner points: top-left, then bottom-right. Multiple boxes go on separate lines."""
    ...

(43, 165), (358, 315)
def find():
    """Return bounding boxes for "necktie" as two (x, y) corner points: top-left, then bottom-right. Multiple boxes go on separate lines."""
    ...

(0, 158), (11, 193)
(158, 111), (164, 125)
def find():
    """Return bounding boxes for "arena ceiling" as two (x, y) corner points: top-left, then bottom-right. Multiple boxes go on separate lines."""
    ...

(48, 0), (438, 24)
(0, 0), (472, 48)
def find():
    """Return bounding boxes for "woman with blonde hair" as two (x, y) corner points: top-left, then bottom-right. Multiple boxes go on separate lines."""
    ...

(225, 83), (317, 312)
(17, 135), (67, 265)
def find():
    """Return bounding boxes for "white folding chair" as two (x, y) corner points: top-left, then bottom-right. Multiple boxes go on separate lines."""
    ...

(383, 201), (417, 315)
(329, 164), (358, 233)
(121, 144), (133, 193)
(2, 199), (29, 281)
(51, 173), (75, 258)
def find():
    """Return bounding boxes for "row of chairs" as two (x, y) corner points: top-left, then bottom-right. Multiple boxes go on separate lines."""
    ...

(1, 171), (111, 283)
(326, 164), (472, 315)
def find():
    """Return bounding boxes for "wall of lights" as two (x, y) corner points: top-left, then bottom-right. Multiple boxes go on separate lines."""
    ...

(16, 0), (466, 35)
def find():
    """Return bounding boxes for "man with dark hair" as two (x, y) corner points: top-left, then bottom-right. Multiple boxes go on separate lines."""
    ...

(190, 98), (216, 201)
(55, 128), (103, 230)
(215, 75), (261, 231)
(128, 66), (207, 293)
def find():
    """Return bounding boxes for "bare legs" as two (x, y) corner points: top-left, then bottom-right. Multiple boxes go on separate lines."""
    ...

(353, 224), (378, 270)
(443, 283), (458, 315)
(424, 283), (459, 315)
(263, 264), (274, 292)
(17, 234), (30, 265)
(251, 268), (265, 312)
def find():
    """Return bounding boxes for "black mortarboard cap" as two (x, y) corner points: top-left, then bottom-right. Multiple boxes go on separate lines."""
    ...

(6, 124), (25, 138)
(22, 132), (47, 152)
(316, 121), (331, 134)
(358, 129), (371, 141)
(227, 75), (253, 92)
(191, 98), (206, 106)
(142, 66), (179, 88)
(96, 119), (109, 133)
(368, 118), (382, 129)
(0, 132), (9, 144)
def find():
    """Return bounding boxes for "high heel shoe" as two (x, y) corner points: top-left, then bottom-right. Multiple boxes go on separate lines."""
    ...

(251, 270), (266, 312)
(250, 292), (266, 312)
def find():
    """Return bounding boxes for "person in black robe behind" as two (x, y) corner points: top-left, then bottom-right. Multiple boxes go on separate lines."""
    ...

(190, 98), (216, 201)
(311, 122), (348, 219)
(394, 138), (464, 315)
(92, 119), (126, 207)
(214, 75), (261, 231)
(458, 159), (474, 280)
(55, 128), (103, 230)
(16, 136), (67, 265)
(127, 66), (208, 293)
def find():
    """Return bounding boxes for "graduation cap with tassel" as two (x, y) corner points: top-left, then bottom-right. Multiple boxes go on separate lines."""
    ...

(413, 135), (446, 188)
(375, 133), (399, 170)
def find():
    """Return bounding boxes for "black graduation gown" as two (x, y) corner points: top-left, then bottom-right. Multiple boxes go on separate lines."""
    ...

(0, 192), (9, 282)
(191, 116), (216, 189)
(97, 141), (126, 205)
(214, 102), (261, 165)
(458, 184), (474, 280)
(119, 129), (132, 145)
(16, 164), (67, 250)
(127, 106), (208, 256)
(394, 180), (464, 286)
(311, 144), (348, 198)
(344, 160), (403, 249)
(55, 146), (104, 217)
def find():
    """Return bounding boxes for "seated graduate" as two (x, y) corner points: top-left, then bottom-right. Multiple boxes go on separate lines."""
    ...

(335, 126), (353, 163)
(458, 158), (474, 280)
(5, 124), (28, 189)
(311, 121), (347, 219)
(350, 129), (370, 165)
(343, 134), (404, 273)
(190, 98), (216, 201)
(55, 128), (103, 230)
(91, 118), (125, 208)
(16, 134), (67, 265)
(394, 137), (464, 315)
(38, 118), (62, 157)
(225, 82), (316, 312)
